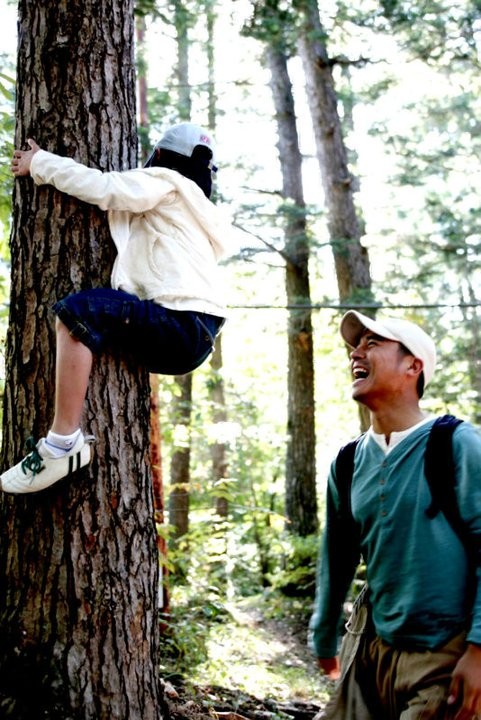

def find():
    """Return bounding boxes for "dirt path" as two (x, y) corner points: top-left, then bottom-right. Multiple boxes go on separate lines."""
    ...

(163, 597), (336, 719)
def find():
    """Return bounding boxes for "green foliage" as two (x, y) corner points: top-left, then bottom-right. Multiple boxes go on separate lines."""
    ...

(378, 0), (481, 67)
(134, 0), (169, 21)
(159, 583), (229, 676)
(354, 7), (481, 420)
(242, 0), (299, 55)
(266, 533), (319, 597)
(161, 366), (320, 595)
(146, 86), (175, 133)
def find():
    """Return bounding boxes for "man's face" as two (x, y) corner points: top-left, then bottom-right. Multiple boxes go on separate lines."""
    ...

(349, 330), (412, 407)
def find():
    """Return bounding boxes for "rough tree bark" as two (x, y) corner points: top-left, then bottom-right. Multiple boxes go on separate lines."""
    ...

(0, 2), (164, 718)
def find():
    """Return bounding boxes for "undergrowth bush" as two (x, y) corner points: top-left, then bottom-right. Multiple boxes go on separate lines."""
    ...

(159, 584), (230, 677)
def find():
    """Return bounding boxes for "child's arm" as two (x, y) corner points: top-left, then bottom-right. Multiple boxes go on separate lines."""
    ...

(11, 139), (173, 213)
(11, 138), (40, 177)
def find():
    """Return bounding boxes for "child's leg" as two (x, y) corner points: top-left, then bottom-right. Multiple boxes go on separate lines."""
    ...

(50, 318), (93, 436)
(0, 318), (94, 493)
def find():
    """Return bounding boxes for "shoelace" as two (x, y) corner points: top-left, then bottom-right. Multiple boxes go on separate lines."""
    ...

(21, 437), (45, 477)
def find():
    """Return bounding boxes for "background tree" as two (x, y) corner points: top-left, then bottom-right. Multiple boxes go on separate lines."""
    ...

(244, 1), (317, 536)
(266, 42), (317, 537)
(209, 340), (230, 518)
(295, 0), (376, 430)
(167, 0), (195, 546)
(0, 1), (163, 717)
(296, 0), (373, 308)
(203, 0), (231, 522)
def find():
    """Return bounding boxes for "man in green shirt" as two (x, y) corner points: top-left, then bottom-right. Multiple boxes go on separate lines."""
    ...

(310, 310), (481, 719)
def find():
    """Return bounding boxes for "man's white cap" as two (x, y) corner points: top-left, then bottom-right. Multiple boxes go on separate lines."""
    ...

(157, 122), (215, 159)
(340, 310), (437, 386)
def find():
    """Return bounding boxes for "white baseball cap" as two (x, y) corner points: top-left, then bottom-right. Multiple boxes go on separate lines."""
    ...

(157, 122), (214, 157)
(144, 122), (215, 168)
(340, 310), (437, 386)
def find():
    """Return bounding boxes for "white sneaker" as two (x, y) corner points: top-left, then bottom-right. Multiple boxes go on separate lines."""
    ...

(1, 434), (93, 494)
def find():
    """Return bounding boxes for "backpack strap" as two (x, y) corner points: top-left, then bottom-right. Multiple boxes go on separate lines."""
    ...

(334, 434), (364, 518)
(424, 414), (463, 518)
(424, 414), (465, 541)
(332, 435), (364, 567)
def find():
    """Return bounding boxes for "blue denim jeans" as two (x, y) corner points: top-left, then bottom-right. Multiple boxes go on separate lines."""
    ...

(53, 288), (224, 375)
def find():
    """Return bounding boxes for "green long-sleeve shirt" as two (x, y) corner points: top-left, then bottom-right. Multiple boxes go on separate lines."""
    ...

(309, 418), (481, 657)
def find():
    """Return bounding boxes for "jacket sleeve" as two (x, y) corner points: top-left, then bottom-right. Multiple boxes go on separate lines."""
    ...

(308, 460), (361, 658)
(30, 150), (174, 213)
(453, 423), (481, 646)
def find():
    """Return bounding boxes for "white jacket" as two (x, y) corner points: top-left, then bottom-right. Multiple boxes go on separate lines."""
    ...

(30, 150), (236, 316)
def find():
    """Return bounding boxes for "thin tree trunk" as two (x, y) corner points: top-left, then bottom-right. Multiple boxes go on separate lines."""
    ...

(297, 0), (373, 430)
(297, 0), (372, 304)
(168, 0), (194, 542)
(0, 2), (163, 717)
(151, 373), (169, 614)
(460, 281), (481, 426)
(266, 44), (318, 536)
(169, 373), (192, 541)
(210, 339), (229, 518)
(174, 0), (192, 121)
(137, 15), (151, 163)
(205, 0), (217, 131)
(202, 0), (229, 518)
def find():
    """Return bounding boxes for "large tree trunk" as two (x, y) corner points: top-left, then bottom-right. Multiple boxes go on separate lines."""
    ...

(0, 2), (164, 718)
(266, 45), (318, 537)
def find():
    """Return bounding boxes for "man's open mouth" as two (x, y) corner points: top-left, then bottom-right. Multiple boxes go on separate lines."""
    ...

(352, 367), (369, 380)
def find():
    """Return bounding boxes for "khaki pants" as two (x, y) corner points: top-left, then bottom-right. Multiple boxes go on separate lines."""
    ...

(322, 590), (466, 720)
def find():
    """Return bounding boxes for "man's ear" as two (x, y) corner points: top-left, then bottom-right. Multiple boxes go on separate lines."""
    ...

(407, 357), (423, 379)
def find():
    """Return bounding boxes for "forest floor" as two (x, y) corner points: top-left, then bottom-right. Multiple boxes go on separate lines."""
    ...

(161, 593), (336, 720)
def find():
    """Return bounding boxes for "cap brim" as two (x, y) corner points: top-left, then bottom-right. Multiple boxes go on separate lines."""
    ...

(340, 310), (399, 348)
(143, 148), (157, 168)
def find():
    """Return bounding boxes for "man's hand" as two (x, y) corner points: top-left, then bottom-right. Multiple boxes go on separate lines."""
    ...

(11, 138), (40, 177)
(317, 656), (341, 680)
(448, 643), (481, 719)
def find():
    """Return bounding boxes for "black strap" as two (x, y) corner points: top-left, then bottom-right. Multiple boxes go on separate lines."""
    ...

(334, 434), (364, 519)
(424, 414), (465, 538)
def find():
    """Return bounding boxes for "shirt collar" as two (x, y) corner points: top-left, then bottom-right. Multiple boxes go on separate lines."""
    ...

(369, 416), (434, 454)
